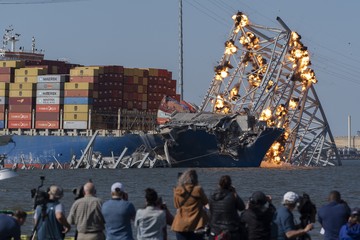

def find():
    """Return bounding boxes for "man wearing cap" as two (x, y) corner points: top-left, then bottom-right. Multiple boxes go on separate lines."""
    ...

(34, 185), (71, 240)
(272, 191), (313, 240)
(241, 191), (276, 240)
(101, 182), (136, 240)
(318, 190), (351, 240)
(0, 210), (27, 240)
(67, 182), (105, 240)
(339, 208), (360, 240)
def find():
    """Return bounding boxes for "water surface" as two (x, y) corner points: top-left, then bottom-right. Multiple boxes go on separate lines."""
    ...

(1, 160), (359, 239)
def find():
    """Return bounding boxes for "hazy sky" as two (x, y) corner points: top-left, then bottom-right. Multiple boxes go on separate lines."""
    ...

(1, 0), (359, 137)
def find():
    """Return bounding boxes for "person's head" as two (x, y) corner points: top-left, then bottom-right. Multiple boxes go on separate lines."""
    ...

(177, 169), (198, 186)
(111, 182), (128, 200)
(282, 191), (299, 209)
(73, 185), (85, 200)
(48, 185), (64, 200)
(145, 188), (158, 206)
(349, 208), (360, 225)
(218, 175), (232, 190)
(13, 210), (27, 226)
(84, 182), (96, 196)
(328, 190), (341, 203)
(249, 191), (267, 207)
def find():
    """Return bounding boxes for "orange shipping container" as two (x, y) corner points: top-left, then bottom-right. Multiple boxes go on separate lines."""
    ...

(36, 105), (60, 113)
(35, 121), (60, 129)
(8, 112), (32, 121)
(64, 90), (93, 97)
(0, 74), (13, 82)
(0, 67), (15, 74)
(8, 120), (31, 129)
(69, 76), (99, 83)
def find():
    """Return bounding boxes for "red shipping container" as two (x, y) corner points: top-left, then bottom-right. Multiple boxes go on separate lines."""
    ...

(36, 105), (60, 112)
(70, 76), (99, 83)
(0, 74), (13, 82)
(112, 65), (124, 73)
(0, 105), (5, 112)
(8, 120), (31, 129)
(9, 105), (32, 113)
(0, 67), (15, 74)
(9, 97), (34, 105)
(158, 69), (169, 77)
(0, 112), (4, 120)
(124, 76), (134, 85)
(36, 112), (60, 121)
(35, 121), (60, 129)
(8, 112), (32, 121)
(64, 90), (93, 97)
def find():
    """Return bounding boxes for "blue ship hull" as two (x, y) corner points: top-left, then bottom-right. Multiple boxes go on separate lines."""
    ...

(0, 126), (282, 168)
(0, 134), (145, 164)
(165, 127), (283, 168)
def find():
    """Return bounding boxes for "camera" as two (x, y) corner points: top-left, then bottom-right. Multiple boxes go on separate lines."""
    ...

(30, 176), (49, 209)
(72, 185), (85, 200)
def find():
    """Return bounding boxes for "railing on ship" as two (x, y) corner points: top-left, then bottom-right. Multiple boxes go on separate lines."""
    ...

(0, 109), (158, 137)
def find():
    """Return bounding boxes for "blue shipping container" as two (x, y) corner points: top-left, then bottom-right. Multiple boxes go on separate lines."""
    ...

(64, 97), (93, 105)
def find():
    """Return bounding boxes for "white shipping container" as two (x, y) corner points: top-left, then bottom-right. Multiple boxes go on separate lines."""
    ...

(36, 97), (63, 105)
(37, 82), (63, 90)
(63, 121), (87, 129)
(37, 75), (67, 83)
(36, 90), (62, 97)
(0, 96), (7, 104)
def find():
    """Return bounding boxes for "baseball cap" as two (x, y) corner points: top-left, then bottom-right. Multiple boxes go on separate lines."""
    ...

(48, 185), (63, 200)
(351, 207), (360, 216)
(111, 182), (124, 192)
(250, 191), (267, 205)
(282, 191), (299, 204)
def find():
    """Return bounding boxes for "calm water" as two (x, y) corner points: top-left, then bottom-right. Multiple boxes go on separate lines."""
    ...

(1, 160), (359, 239)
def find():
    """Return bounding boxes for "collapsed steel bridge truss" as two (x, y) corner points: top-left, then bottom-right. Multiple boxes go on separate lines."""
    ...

(200, 13), (340, 166)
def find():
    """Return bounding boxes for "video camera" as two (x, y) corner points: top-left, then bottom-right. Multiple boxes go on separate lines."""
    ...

(30, 176), (49, 210)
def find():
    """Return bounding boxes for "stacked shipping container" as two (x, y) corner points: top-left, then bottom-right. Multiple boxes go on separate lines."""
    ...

(0, 60), (179, 131)
(36, 75), (67, 129)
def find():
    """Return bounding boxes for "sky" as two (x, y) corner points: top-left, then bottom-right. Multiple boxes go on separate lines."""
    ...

(0, 0), (360, 137)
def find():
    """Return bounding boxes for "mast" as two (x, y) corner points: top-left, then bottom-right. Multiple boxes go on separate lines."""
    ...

(179, 0), (183, 101)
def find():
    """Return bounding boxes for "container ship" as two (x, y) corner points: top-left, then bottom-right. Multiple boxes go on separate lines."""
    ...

(0, 26), (283, 168)
(0, 26), (180, 168)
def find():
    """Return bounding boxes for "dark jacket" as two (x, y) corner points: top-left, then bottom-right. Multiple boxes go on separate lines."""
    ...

(240, 203), (276, 240)
(209, 188), (245, 232)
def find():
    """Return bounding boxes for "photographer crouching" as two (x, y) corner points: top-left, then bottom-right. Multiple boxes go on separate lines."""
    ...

(0, 210), (27, 240)
(32, 185), (71, 240)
